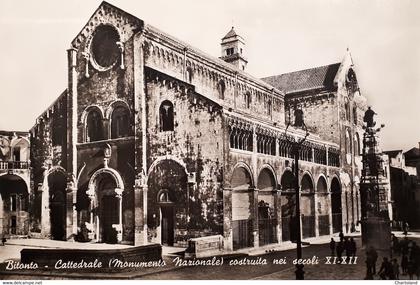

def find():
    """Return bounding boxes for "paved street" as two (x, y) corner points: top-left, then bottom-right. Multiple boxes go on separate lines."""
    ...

(0, 232), (419, 280)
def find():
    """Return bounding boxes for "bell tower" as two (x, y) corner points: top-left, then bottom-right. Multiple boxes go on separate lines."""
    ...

(220, 27), (248, 71)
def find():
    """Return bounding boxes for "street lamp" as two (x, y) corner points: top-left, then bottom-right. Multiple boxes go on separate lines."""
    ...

(285, 109), (309, 280)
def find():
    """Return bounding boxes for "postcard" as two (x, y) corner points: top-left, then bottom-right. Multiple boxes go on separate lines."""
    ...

(0, 0), (419, 283)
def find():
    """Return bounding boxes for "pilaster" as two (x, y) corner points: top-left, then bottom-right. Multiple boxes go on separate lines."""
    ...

(65, 181), (76, 240)
(134, 178), (148, 246)
(223, 187), (233, 251)
(40, 170), (50, 238)
(251, 187), (259, 248)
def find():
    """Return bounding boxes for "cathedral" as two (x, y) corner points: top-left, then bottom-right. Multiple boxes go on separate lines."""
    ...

(0, 2), (374, 252)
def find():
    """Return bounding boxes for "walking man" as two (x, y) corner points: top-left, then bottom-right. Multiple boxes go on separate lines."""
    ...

(330, 238), (336, 256)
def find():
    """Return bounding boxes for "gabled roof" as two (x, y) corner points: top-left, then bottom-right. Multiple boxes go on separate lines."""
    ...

(384, 150), (403, 158)
(71, 1), (143, 48)
(404, 147), (420, 159)
(261, 63), (341, 95)
(222, 27), (238, 40)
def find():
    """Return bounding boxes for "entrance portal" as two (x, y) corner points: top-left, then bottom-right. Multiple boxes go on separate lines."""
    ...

(257, 168), (277, 246)
(147, 160), (188, 246)
(231, 166), (253, 250)
(48, 172), (67, 240)
(301, 174), (315, 239)
(87, 167), (124, 244)
(280, 170), (295, 241)
(160, 205), (174, 246)
(101, 195), (119, 244)
(158, 189), (175, 246)
(316, 176), (330, 236)
(331, 177), (343, 233)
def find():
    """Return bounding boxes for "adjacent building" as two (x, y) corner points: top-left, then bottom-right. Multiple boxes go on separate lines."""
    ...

(385, 145), (420, 229)
(0, 131), (31, 236)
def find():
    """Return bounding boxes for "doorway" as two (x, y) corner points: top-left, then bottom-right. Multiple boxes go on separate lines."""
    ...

(331, 177), (343, 233)
(160, 205), (174, 246)
(10, 216), (17, 235)
(48, 171), (67, 240)
(101, 195), (119, 244)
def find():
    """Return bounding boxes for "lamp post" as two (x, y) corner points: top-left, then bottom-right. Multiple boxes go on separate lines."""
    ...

(285, 109), (309, 280)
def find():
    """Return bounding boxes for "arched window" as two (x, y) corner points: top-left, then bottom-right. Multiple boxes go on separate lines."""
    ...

(158, 189), (171, 203)
(345, 130), (351, 154)
(160, 100), (174, 132)
(344, 101), (350, 121)
(353, 106), (358, 124)
(354, 133), (361, 156)
(111, 106), (129, 139)
(244, 91), (251, 108)
(11, 138), (29, 162)
(186, 67), (193, 83)
(86, 110), (103, 142)
(217, 79), (226, 99)
(267, 99), (272, 116)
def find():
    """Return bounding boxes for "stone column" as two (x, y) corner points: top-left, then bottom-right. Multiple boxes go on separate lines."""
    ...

(65, 180), (77, 241)
(251, 187), (259, 248)
(274, 189), (282, 243)
(344, 190), (349, 233)
(115, 188), (123, 243)
(355, 190), (361, 227)
(187, 172), (197, 230)
(134, 177), (148, 246)
(72, 186), (77, 238)
(223, 187), (233, 251)
(133, 22), (148, 247)
(40, 169), (50, 238)
(86, 188), (96, 241)
(314, 192), (319, 237)
(66, 48), (78, 194)
(298, 186), (303, 241)
(328, 191), (333, 235)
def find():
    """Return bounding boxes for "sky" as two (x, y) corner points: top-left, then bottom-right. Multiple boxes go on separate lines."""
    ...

(0, 0), (419, 151)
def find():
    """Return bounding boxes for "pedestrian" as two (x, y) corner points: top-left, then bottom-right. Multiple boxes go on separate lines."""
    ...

(365, 248), (374, 279)
(378, 257), (395, 280)
(329, 238), (336, 256)
(349, 237), (357, 257)
(339, 230), (344, 242)
(403, 221), (409, 236)
(370, 246), (378, 275)
(413, 244), (420, 280)
(336, 241), (344, 263)
(411, 242), (418, 260)
(401, 237), (409, 256)
(1, 236), (6, 246)
(408, 240), (415, 262)
(401, 254), (409, 275)
(392, 234), (400, 256)
(344, 237), (351, 259)
(407, 258), (416, 280)
(392, 258), (400, 279)
(365, 246), (378, 279)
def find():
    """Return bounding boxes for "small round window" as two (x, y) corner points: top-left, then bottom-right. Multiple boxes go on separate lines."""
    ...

(90, 25), (120, 70)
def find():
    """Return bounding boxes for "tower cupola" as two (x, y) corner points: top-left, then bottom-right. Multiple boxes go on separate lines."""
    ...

(220, 27), (248, 71)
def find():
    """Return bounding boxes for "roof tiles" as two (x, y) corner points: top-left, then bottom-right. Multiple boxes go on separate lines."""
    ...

(261, 63), (341, 94)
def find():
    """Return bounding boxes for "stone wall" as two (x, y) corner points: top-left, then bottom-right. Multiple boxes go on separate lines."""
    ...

(144, 68), (224, 245)
(29, 92), (68, 235)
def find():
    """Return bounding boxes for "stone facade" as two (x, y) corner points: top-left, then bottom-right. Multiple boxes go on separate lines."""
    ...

(5, 2), (379, 250)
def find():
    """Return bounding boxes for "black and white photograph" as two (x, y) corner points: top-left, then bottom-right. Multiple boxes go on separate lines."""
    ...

(0, 0), (419, 282)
